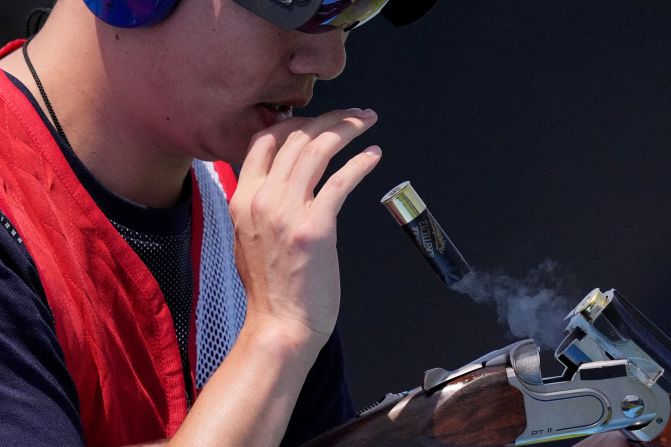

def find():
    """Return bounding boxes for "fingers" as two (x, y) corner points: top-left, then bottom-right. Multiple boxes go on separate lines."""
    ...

(266, 108), (375, 187)
(238, 117), (311, 183)
(229, 109), (382, 346)
(234, 108), (379, 220)
(234, 117), (313, 215)
(309, 145), (382, 224)
(286, 109), (378, 200)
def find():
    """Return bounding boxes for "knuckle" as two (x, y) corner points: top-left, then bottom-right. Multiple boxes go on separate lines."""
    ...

(301, 140), (329, 157)
(292, 226), (314, 248)
(285, 129), (310, 145)
(301, 142), (321, 158)
(292, 223), (330, 248)
(320, 129), (344, 145)
(285, 220), (337, 257)
(268, 208), (289, 233)
(250, 191), (271, 217)
(228, 199), (243, 218)
(351, 155), (370, 169)
(326, 173), (347, 189)
(303, 134), (340, 158)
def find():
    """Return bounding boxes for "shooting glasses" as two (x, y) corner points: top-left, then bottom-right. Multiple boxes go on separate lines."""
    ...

(234, 0), (437, 33)
(84, 0), (436, 30)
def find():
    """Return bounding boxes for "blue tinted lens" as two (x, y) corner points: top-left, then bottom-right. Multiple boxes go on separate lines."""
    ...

(83, 0), (177, 28)
(297, 0), (389, 34)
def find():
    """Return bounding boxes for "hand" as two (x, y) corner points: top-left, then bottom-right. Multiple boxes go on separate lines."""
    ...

(229, 108), (381, 348)
(572, 432), (638, 447)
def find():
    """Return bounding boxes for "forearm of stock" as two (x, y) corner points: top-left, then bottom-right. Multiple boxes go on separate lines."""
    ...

(655, 416), (671, 447)
(302, 367), (527, 447)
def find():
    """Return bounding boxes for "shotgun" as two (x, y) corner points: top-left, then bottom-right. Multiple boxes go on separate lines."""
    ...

(302, 183), (671, 446)
(302, 288), (671, 446)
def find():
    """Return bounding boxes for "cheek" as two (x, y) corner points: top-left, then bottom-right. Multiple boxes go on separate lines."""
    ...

(193, 108), (261, 164)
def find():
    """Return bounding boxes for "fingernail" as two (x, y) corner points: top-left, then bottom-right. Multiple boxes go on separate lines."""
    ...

(346, 108), (362, 113)
(358, 109), (377, 119)
(364, 146), (382, 157)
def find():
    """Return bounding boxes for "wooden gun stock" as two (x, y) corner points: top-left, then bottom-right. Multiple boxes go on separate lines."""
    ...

(302, 367), (671, 447)
(658, 422), (671, 447)
(302, 367), (526, 447)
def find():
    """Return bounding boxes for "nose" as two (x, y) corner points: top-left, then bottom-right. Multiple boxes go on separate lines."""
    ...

(289, 30), (348, 81)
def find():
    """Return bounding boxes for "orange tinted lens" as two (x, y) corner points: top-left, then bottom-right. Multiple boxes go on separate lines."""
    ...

(298, 0), (389, 33)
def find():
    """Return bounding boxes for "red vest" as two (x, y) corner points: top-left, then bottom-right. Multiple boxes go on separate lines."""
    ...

(0, 40), (238, 446)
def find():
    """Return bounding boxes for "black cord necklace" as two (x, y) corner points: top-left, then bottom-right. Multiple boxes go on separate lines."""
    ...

(22, 40), (73, 149)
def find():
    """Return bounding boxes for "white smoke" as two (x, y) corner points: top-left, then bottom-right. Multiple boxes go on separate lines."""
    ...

(451, 259), (572, 350)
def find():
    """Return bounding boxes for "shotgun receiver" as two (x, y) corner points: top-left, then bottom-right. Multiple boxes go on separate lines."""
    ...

(302, 288), (671, 446)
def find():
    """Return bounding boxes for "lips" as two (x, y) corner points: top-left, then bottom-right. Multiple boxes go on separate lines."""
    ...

(259, 102), (292, 114)
(255, 96), (311, 127)
(256, 103), (293, 127)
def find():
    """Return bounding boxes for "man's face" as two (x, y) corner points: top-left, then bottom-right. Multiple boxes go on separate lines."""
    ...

(103, 0), (348, 164)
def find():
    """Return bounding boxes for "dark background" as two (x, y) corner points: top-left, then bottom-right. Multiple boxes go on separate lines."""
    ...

(2, 0), (671, 436)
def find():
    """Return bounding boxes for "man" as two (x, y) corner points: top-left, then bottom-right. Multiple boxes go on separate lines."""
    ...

(0, 0), (438, 445)
(0, 1), (649, 446)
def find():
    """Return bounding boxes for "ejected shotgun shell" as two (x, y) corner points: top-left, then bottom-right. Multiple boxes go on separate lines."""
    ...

(381, 181), (471, 286)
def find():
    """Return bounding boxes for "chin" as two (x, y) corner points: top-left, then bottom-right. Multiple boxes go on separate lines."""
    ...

(197, 134), (249, 166)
